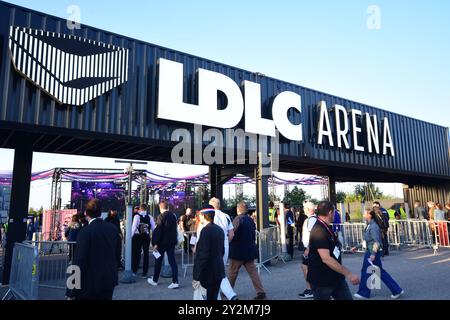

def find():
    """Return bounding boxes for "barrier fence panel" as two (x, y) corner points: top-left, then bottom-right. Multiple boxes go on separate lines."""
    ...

(337, 223), (366, 252)
(2, 243), (39, 300)
(389, 220), (433, 248)
(0, 235), (5, 279)
(387, 222), (401, 250)
(256, 226), (282, 274)
(181, 231), (196, 278)
(434, 221), (450, 249)
(23, 241), (75, 289)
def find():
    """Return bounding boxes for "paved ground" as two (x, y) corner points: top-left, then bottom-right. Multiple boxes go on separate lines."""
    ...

(1, 247), (449, 300)
(113, 247), (450, 300)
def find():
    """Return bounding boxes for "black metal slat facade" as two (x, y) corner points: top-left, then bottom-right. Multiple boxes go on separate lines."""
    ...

(0, 1), (449, 186)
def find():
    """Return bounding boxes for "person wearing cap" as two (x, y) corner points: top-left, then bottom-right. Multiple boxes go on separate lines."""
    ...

(192, 205), (225, 300)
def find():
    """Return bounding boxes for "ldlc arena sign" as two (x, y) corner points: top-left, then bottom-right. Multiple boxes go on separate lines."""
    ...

(157, 58), (395, 157)
(8, 25), (394, 157)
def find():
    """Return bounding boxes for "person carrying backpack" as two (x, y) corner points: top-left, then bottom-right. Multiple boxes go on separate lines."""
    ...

(373, 202), (390, 256)
(131, 204), (155, 277)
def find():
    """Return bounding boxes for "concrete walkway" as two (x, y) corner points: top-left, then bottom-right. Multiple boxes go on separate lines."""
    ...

(112, 247), (450, 300)
(1, 247), (448, 300)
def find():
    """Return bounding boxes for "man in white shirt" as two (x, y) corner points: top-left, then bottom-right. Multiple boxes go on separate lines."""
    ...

(209, 197), (238, 300)
(131, 204), (155, 278)
(298, 201), (317, 299)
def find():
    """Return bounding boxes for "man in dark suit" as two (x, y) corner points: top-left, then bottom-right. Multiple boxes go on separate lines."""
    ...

(193, 205), (225, 300)
(72, 199), (120, 300)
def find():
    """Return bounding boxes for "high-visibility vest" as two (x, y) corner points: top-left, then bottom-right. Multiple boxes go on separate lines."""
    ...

(387, 209), (396, 220)
(269, 208), (276, 223)
(400, 207), (407, 220)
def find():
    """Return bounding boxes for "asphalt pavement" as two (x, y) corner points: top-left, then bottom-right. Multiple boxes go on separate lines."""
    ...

(112, 247), (450, 300)
(1, 246), (448, 300)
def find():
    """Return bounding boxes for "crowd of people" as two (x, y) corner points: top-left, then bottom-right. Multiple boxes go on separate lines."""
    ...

(61, 197), (268, 300)
(44, 196), (450, 301)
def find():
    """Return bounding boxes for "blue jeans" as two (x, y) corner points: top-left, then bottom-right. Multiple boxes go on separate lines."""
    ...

(311, 278), (353, 300)
(357, 251), (402, 298)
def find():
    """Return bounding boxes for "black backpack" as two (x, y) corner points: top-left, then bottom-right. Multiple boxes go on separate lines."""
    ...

(138, 215), (150, 234)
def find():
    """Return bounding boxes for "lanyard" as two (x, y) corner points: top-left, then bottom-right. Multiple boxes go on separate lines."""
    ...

(316, 217), (335, 238)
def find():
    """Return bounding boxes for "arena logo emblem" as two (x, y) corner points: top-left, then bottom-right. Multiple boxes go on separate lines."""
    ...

(8, 26), (129, 106)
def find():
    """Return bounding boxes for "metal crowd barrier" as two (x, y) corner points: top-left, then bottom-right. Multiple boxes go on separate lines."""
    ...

(388, 220), (433, 248)
(433, 221), (450, 249)
(0, 237), (5, 277)
(256, 226), (284, 274)
(331, 220), (448, 253)
(181, 231), (196, 278)
(2, 243), (39, 300)
(335, 223), (367, 252)
(22, 240), (76, 290)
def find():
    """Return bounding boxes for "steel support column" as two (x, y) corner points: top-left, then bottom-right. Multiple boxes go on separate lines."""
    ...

(209, 165), (223, 205)
(2, 146), (33, 284)
(328, 176), (337, 206)
(255, 153), (269, 231)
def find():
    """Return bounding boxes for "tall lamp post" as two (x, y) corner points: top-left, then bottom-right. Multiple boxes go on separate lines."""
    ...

(115, 160), (147, 284)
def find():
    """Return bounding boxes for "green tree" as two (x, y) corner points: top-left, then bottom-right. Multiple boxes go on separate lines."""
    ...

(224, 194), (256, 208)
(354, 183), (383, 201)
(336, 191), (347, 203)
(269, 190), (280, 202)
(283, 186), (310, 205)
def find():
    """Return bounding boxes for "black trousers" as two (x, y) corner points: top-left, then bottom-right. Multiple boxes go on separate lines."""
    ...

(312, 278), (353, 300)
(132, 233), (150, 274)
(183, 234), (192, 254)
(205, 281), (221, 301)
(287, 229), (294, 257)
(153, 246), (178, 283)
(116, 235), (123, 267)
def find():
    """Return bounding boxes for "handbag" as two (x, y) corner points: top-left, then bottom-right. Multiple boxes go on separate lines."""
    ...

(192, 285), (222, 300)
(193, 286), (207, 300)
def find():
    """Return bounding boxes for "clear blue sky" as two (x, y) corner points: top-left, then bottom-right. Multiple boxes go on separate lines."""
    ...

(2, 0), (448, 208)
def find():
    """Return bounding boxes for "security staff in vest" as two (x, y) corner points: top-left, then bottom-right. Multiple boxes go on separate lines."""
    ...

(72, 199), (120, 300)
(307, 201), (360, 300)
(268, 201), (276, 225)
(131, 204), (155, 277)
(373, 201), (390, 256)
(396, 204), (407, 220)
(192, 205), (225, 300)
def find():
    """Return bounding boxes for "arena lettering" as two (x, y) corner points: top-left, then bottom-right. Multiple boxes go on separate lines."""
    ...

(317, 101), (395, 156)
(157, 58), (395, 157)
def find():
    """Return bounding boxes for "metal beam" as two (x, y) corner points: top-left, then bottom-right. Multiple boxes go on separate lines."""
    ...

(255, 152), (269, 231)
(2, 144), (33, 284)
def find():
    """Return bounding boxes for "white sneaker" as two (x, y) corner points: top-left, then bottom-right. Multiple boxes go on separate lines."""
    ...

(147, 278), (158, 286)
(354, 293), (368, 299)
(391, 290), (404, 299)
(168, 283), (179, 289)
